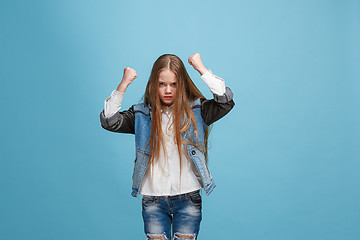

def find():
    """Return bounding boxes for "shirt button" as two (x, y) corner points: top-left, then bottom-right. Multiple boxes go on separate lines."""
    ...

(191, 150), (196, 155)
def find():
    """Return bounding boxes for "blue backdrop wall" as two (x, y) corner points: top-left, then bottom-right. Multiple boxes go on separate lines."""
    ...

(1, 0), (359, 239)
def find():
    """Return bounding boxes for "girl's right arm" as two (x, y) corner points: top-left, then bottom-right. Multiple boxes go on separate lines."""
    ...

(99, 67), (137, 134)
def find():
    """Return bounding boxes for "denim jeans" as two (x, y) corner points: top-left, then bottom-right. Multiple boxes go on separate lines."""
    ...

(142, 190), (202, 240)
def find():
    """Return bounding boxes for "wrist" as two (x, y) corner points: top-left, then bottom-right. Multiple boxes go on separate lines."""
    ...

(117, 82), (128, 93)
(197, 66), (208, 76)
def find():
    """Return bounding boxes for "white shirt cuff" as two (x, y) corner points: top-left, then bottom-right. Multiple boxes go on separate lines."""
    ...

(104, 90), (125, 118)
(200, 69), (226, 95)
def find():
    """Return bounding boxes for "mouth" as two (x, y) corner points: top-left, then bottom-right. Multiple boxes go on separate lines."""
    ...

(164, 96), (172, 99)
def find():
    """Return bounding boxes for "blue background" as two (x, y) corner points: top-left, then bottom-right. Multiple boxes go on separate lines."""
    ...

(1, 0), (359, 239)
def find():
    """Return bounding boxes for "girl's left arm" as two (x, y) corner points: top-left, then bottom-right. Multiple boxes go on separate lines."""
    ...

(199, 70), (235, 126)
(200, 87), (235, 126)
(188, 53), (235, 125)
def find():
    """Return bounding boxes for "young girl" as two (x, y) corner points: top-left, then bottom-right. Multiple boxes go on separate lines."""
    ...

(100, 53), (234, 239)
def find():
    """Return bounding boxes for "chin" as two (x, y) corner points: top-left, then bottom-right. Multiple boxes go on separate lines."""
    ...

(161, 100), (174, 106)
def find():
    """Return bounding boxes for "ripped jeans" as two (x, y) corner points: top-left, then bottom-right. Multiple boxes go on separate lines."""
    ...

(142, 190), (202, 240)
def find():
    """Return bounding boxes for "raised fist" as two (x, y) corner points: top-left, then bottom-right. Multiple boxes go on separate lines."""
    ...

(122, 67), (137, 85)
(188, 53), (204, 71)
(117, 67), (137, 93)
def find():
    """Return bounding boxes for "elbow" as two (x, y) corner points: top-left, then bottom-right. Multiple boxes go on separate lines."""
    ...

(230, 99), (235, 109)
(99, 110), (125, 133)
(214, 87), (234, 104)
(99, 110), (112, 130)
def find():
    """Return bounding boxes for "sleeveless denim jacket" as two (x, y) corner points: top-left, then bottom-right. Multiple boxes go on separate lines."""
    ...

(131, 99), (216, 198)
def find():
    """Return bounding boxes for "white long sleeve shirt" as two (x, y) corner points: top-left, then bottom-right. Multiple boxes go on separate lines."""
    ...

(103, 69), (226, 196)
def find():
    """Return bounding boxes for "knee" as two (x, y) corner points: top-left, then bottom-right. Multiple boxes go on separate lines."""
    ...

(146, 233), (168, 239)
(173, 232), (197, 239)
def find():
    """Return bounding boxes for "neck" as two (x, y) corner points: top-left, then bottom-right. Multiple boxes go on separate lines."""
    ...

(161, 103), (174, 114)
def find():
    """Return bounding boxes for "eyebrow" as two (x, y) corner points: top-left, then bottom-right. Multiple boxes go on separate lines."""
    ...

(158, 80), (177, 83)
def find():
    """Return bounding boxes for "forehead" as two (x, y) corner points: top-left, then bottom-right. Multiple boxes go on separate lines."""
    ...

(158, 69), (177, 82)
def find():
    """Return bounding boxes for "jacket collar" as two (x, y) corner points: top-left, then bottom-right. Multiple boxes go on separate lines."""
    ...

(134, 98), (202, 117)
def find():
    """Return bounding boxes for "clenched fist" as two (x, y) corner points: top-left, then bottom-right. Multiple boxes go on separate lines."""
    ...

(117, 67), (137, 93)
(123, 67), (137, 84)
(188, 53), (208, 75)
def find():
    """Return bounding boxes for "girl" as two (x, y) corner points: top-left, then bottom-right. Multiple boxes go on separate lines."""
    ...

(100, 53), (234, 239)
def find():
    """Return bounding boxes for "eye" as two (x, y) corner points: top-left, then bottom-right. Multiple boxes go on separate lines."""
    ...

(172, 82), (177, 86)
(159, 82), (164, 86)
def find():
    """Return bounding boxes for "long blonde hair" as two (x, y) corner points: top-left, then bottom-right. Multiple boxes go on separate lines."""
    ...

(143, 54), (211, 186)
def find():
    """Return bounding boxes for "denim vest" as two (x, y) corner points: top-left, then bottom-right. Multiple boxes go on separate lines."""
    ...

(131, 99), (216, 198)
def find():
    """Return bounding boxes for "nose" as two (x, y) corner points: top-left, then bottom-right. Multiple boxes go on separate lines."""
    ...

(165, 85), (171, 93)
